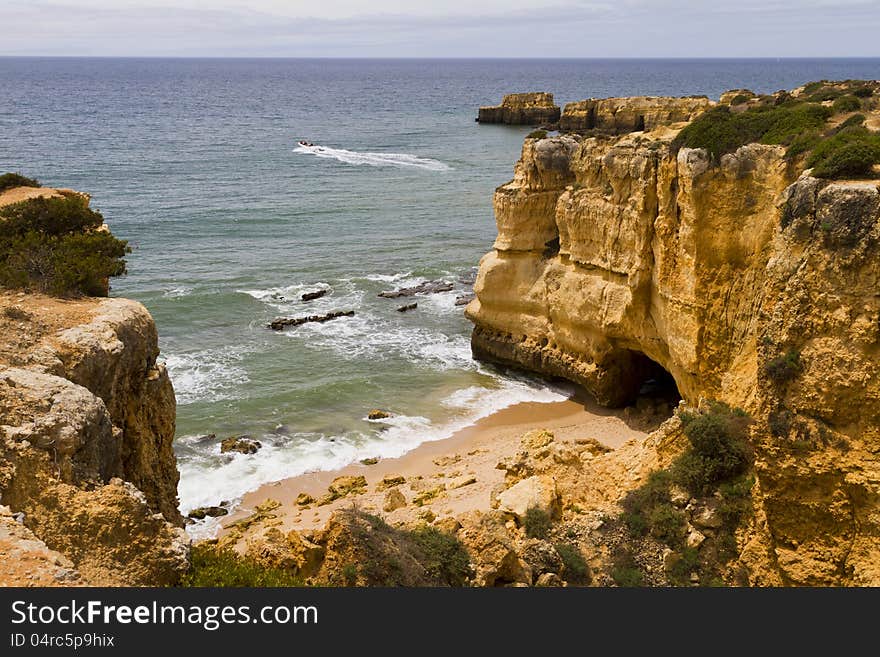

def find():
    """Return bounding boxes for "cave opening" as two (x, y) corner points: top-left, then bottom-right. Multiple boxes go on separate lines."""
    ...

(621, 350), (681, 429)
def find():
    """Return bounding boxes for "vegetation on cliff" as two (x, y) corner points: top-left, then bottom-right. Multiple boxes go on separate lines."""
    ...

(0, 172), (40, 192)
(672, 80), (879, 179)
(183, 544), (304, 587)
(611, 404), (754, 586)
(0, 183), (129, 296)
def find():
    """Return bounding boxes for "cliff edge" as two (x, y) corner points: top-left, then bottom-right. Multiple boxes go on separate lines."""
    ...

(466, 85), (880, 585)
(0, 185), (188, 586)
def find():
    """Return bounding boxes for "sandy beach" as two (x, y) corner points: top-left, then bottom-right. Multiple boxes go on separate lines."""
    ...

(219, 393), (664, 537)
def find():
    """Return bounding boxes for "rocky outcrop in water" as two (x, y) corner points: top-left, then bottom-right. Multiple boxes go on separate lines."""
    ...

(478, 92), (561, 125)
(466, 88), (880, 585)
(377, 280), (453, 298)
(268, 310), (355, 330)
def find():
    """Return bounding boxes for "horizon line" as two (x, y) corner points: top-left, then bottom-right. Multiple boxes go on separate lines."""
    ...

(2, 55), (879, 61)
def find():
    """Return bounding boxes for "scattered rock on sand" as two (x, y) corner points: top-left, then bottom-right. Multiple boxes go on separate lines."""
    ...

(295, 493), (315, 506)
(268, 310), (354, 331)
(376, 474), (406, 491)
(433, 454), (461, 467)
(367, 409), (391, 420)
(360, 457), (379, 465)
(449, 475), (477, 490)
(383, 488), (406, 512)
(301, 289), (328, 302)
(220, 436), (262, 455)
(377, 280), (453, 299)
(418, 509), (436, 523)
(328, 475), (367, 498)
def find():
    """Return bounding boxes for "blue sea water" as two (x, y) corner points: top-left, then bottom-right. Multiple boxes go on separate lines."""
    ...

(1, 57), (878, 522)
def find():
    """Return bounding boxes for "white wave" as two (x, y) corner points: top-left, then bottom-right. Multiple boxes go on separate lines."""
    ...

(162, 286), (193, 298)
(361, 271), (413, 283)
(294, 144), (451, 171)
(178, 377), (569, 528)
(163, 347), (250, 405)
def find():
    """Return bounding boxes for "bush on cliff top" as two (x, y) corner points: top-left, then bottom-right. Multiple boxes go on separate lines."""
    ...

(672, 80), (880, 179)
(671, 103), (832, 160)
(0, 193), (129, 297)
(0, 172), (40, 192)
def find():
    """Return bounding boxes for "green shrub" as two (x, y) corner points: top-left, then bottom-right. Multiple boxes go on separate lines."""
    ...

(671, 103), (832, 160)
(523, 506), (553, 539)
(610, 550), (644, 587)
(620, 470), (673, 538)
(0, 195), (128, 297)
(717, 475), (754, 527)
(646, 504), (687, 545)
(0, 172), (40, 192)
(341, 563), (358, 585)
(527, 129), (548, 139)
(852, 86), (874, 98)
(666, 547), (700, 586)
(763, 349), (802, 385)
(729, 94), (752, 105)
(182, 544), (304, 587)
(832, 95), (862, 113)
(836, 114), (866, 132)
(407, 525), (472, 587)
(810, 135), (880, 179)
(672, 404), (752, 496)
(555, 543), (590, 584)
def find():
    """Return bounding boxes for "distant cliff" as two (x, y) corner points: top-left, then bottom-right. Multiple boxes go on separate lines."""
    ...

(0, 185), (188, 586)
(467, 83), (880, 585)
(478, 92), (561, 125)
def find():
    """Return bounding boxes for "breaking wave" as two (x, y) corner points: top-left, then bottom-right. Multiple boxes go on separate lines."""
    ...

(294, 144), (451, 171)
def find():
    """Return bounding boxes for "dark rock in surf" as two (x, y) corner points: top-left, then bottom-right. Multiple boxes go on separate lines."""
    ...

(268, 310), (355, 330)
(301, 289), (329, 302)
(378, 280), (453, 299)
(220, 436), (262, 455)
(455, 294), (475, 306)
(187, 506), (229, 520)
(397, 303), (418, 312)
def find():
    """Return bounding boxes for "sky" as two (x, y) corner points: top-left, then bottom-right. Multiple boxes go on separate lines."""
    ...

(1, 0), (879, 57)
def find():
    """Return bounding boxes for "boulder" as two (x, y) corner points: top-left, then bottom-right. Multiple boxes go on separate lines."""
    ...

(328, 475), (367, 498)
(220, 436), (261, 455)
(535, 572), (566, 587)
(367, 409), (391, 420)
(397, 303), (418, 312)
(497, 475), (561, 522)
(187, 506), (228, 520)
(691, 501), (723, 530)
(295, 493), (314, 506)
(383, 488), (406, 512)
(457, 511), (529, 586)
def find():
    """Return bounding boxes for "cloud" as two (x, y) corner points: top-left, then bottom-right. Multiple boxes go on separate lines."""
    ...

(1, 1), (878, 56)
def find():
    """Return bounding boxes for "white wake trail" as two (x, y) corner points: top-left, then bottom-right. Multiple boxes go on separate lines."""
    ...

(294, 144), (451, 171)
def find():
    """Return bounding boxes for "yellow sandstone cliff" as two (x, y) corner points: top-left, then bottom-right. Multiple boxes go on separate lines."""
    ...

(0, 187), (188, 586)
(466, 96), (880, 585)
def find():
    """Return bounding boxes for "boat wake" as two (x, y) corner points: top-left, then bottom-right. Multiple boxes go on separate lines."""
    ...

(294, 144), (451, 171)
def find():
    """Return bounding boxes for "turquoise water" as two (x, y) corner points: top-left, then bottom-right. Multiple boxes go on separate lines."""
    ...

(2, 57), (879, 521)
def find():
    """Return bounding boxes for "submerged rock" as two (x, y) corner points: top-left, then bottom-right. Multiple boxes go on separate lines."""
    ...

(268, 310), (355, 330)
(397, 302), (418, 312)
(301, 289), (328, 302)
(454, 294), (475, 306)
(377, 280), (453, 298)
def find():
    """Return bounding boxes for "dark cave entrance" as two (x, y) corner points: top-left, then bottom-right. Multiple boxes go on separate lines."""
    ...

(620, 350), (681, 430)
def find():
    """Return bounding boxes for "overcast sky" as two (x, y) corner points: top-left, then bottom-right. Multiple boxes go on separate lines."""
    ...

(2, 0), (879, 57)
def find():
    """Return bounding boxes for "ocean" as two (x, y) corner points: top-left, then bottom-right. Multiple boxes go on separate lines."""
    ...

(2, 57), (878, 522)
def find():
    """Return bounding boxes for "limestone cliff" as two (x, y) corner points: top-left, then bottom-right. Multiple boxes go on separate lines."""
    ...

(559, 96), (713, 134)
(466, 94), (880, 585)
(478, 92), (561, 125)
(0, 187), (188, 586)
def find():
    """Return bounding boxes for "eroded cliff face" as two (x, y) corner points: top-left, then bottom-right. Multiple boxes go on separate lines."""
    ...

(0, 277), (187, 584)
(466, 100), (880, 585)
